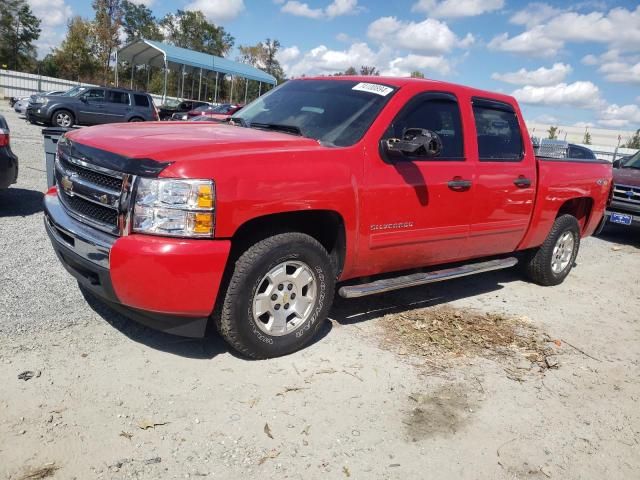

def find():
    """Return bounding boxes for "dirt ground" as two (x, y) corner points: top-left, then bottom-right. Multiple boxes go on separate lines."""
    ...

(1, 104), (639, 479)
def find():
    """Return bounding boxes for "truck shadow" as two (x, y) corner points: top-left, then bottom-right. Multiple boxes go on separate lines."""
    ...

(0, 188), (44, 217)
(81, 287), (333, 360)
(596, 226), (640, 248)
(330, 268), (521, 325)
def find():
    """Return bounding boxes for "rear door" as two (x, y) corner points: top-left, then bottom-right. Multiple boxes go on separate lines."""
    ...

(104, 90), (132, 122)
(468, 98), (536, 257)
(360, 91), (475, 274)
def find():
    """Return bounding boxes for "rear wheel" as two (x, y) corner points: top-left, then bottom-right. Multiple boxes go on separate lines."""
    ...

(128, 117), (144, 122)
(523, 214), (581, 286)
(52, 110), (74, 128)
(216, 233), (335, 359)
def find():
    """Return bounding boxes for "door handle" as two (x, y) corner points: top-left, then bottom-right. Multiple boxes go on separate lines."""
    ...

(513, 177), (532, 188)
(448, 179), (472, 191)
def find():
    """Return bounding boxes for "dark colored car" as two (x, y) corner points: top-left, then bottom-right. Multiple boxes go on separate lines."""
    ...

(158, 100), (209, 121)
(0, 115), (18, 189)
(603, 150), (640, 229)
(27, 86), (158, 127)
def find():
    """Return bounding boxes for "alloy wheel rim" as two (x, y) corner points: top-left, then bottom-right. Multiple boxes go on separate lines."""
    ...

(551, 231), (575, 274)
(57, 113), (71, 127)
(252, 260), (317, 337)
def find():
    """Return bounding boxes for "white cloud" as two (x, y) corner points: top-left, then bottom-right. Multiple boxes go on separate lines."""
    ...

(512, 81), (603, 109)
(126, 0), (155, 5)
(27, 0), (73, 56)
(509, 2), (562, 28)
(368, 17), (473, 55)
(598, 104), (640, 128)
(488, 28), (563, 57)
(284, 42), (385, 77)
(382, 54), (451, 77)
(533, 114), (559, 124)
(598, 61), (640, 84)
(185, 0), (245, 23)
(412, 0), (504, 18)
(492, 5), (640, 57)
(281, 1), (323, 18)
(492, 63), (572, 86)
(574, 121), (595, 128)
(582, 54), (598, 66)
(280, 0), (360, 19)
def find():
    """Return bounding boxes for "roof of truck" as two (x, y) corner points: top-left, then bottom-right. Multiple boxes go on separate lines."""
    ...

(300, 75), (518, 106)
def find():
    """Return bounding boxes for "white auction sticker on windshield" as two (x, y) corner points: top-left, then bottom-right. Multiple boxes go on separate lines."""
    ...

(352, 82), (394, 96)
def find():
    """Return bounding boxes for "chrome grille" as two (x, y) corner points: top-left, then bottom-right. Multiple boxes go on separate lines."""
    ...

(54, 152), (134, 235)
(612, 184), (640, 206)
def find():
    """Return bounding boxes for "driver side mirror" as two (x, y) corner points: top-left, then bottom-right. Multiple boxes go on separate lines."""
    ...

(612, 159), (621, 168)
(80, 96), (88, 103)
(383, 128), (443, 159)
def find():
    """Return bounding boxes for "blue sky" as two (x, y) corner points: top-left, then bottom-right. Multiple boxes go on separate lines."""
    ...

(31, 0), (640, 130)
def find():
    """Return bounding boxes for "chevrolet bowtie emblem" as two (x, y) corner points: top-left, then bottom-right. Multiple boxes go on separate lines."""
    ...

(99, 194), (109, 204)
(60, 175), (73, 194)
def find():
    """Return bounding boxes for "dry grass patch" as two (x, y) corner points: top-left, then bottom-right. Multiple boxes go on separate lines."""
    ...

(381, 305), (555, 375)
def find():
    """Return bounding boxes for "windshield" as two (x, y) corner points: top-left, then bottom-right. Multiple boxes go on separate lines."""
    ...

(232, 79), (397, 147)
(621, 151), (640, 169)
(62, 86), (88, 97)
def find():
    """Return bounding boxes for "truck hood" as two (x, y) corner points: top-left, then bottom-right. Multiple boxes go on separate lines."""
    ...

(65, 122), (322, 162)
(613, 167), (640, 187)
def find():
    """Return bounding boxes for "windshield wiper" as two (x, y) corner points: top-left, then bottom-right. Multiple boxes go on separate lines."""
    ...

(249, 122), (303, 136)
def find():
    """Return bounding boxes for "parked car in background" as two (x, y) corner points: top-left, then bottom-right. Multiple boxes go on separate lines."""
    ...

(0, 115), (18, 189)
(158, 100), (209, 120)
(13, 97), (30, 115)
(44, 76), (611, 358)
(27, 87), (158, 127)
(602, 150), (640, 229)
(186, 104), (243, 122)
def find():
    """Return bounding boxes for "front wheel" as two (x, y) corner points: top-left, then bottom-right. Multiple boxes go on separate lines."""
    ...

(216, 233), (335, 359)
(523, 214), (581, 286)
(52, 110), (74, 128)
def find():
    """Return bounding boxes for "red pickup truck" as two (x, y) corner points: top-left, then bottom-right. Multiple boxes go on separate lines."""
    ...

(44, 77), (611, 358)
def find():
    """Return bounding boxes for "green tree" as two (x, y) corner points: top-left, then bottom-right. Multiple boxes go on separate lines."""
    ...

(0, 0), (41, 71)
(344, 66), (357, 75)
(121, 0), (162, 43)
(238, 38), (285, 82)
(92, 0), (123, 83)
(624, 129), (640, 149)
(583, 130), (592, 145)
(359, 65), (379, 75)
(410, 70), (425, 78)
(51, 16), (100, 82)
(547, 126), (558, 140)
(160, 10), (233, 56)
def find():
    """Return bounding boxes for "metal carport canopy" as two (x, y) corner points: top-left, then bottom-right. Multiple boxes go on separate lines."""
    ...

(117, 39), (277, 85)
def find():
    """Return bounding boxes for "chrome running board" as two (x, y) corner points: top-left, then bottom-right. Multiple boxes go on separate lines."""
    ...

(338, 257), (518, 299)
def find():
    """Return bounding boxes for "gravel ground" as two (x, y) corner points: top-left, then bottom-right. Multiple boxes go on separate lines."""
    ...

(1, 103), (639, 479)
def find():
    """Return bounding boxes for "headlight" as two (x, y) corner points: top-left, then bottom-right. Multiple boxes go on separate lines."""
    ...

(132, 178), (215, 238)
(33, 96), (47, 105)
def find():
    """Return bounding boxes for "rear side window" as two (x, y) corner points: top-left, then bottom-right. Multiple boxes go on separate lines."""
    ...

(108, 91), (130, 104)
(473, 98), (523, 161)
(568, 145), (595, 160)
(386, 93), (464, 160)
(134, 94), (150, 107)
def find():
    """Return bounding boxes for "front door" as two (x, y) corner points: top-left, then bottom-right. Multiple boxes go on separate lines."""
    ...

(77, 88), (106, 124)
(359, 91), (476, 276)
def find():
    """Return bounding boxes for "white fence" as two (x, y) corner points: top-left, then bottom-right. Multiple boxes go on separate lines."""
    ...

(0, 69), (177, 105)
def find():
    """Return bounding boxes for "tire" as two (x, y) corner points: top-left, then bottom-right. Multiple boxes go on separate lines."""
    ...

(52, 110), (74, 128)
(128, 117), (144, 122)
(216, 233), (335, 359)
(523, 214), (581, 286)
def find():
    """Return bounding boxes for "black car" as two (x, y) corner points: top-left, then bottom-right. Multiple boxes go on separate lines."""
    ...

(27, 86), (158, 127)
(0, 115), (18, 189)
(158, 99), (209, 120)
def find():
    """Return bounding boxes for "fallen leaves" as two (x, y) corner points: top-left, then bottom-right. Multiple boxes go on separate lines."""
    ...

(257, 449), (280, 465)
(17, 463), (59, 480)
(119, 431), (133, 440)
(136, 419), (168, 430)
(264, 422), (274, 439)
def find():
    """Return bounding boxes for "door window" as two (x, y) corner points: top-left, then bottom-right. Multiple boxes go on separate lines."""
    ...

(473, 98), (523, 161)
(384, 94), (464, 160)
(82, 89), (105, 102)
(108, 91), (130, 104)
(134, 94), (150, 107)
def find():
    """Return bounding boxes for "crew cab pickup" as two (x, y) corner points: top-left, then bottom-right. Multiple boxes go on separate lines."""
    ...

(43, 77), (612, 358)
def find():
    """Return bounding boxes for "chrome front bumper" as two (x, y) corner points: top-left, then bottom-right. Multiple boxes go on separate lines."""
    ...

(44, 192), (115, 269)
